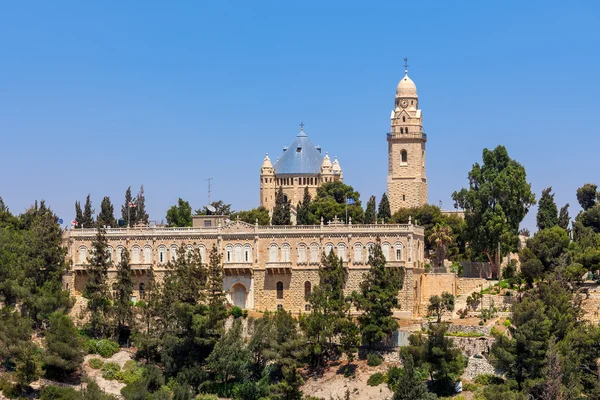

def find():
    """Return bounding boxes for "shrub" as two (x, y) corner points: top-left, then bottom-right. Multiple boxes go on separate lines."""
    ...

(96, 339), (120, 358)
(101, 362), (121, 380)
(119, 361), (144, 385)
(474, 373), (504, 385)
(89, 358), (104, 369)
(503, 319), (511, 327)
(196, 395), (219, 400)
(478, 320), (484, 326)
(0, 378), (20, 399)
(462, 382), (479, 391)
(367, 372), (386, 386)
(366, 353), (382, 366)
(490, 327), (502, 337)
(84, 339), (98, 354)
(230, 306), (243, 318)
(242, 309), (249, 318)
(40, 385), (80, 400)
(386, 366), (402, 391)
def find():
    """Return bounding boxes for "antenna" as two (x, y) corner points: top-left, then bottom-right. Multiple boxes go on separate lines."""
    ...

(404, 57), (409, 74)
(205, 178), (213, 205)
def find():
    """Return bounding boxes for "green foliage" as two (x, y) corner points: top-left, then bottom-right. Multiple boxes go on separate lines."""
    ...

(230, 306), (243, 318)
(40, 385), (80, 400)
(367, 372), (386, 386)
(102, 362), (121, 380)
(309, 181), (364, 224)
(269, 361), (304, 400)
(466, 292), (482, 311)
(481, 384), (526, 400)
(576, 183), (598, 211)
(97, 196), (116, 228)
(427, 292), (455, 323)
(429, 224), (454, 268)
(366, 353), (382, 366)
(75, 200), (84, 228)
(89, 358), (104, 369)
(81, 194), (95, 228)
(536, 187), (558, 230)
(136, 185), (149, 225)
(166, 198), (193, 227)
(205, 318), (250, 384)
(558, 203), (571, 231)
(84, 228), (112, 337)
(43, 312), (85, 379)
(364, 195), (377, 224)
(392, 355), (437, 400)
(296, 187), (315, 225)
(232, 378), (270, 400)
(377, 193), (391, 222)
(231, 206), (270, 225)
(114, 248), (133, 330)
(272, 187), (291, 225)
(95, 339), (120, 358)
(195, 395), (218, 400)
(118, 361), (145, 385)
(0, 308), (42, 386)
(474, 374), (504, 385)
(195, 200), (233, 216)
(452, 146), (536, 277)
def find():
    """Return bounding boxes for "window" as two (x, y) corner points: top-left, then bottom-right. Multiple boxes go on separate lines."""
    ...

(131, 246), (140, 264)
(402, 116), (406, 122)
(226, 245), (233, 263)
(116, 246), (124, 264)
(325, 243), (334, 256)
(277, 304), (283, 311)
(276, 281), (284, 299)
(78, 246), (87, 264)
(354, 243), (363, 263)
(158, 246), (167, 264)
(170, 245), (178, 261)
(304, 281), (311, 301)
(106, 247), (113, 263)
(310, 243), (319, 263)
(366, 243), (375, 258)
(401, 150), (408, 163)
(395, 243), (403, 261)
(186, 245), (193, 258)
(144, 246), (152, 264)
(234, 244), (242, 262)
(112, 283), (118, 299)
(244, 245), (252, 263)
(298, 244), (307, 263)
(204, 220), (212, 227)
(382, 243), (391, 261)
(337, 243), (346, 261)
(198, 245), (206, 263)
(281, 244), (290, 262)
(403, 195), (406, 202)
(305, 304), (311, 311)
(139, 283), (145, 300)
(269, 244), (278, 262)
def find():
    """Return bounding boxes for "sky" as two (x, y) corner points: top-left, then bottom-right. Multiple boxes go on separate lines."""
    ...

(1, 1), (599, 231)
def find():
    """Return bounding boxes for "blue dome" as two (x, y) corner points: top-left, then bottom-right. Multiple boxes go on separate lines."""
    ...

(273, 130), (323, 175)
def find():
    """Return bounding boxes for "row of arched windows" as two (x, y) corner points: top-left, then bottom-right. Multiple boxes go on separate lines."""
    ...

(268, 242), (405, 263)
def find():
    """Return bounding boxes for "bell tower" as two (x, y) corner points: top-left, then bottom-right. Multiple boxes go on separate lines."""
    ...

(386, 60), (427, 213)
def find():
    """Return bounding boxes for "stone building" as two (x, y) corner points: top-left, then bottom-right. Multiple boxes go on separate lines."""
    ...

(260, 126), (342, 223)
(63, 218), (425, 316)
(387, 68), (428, 213)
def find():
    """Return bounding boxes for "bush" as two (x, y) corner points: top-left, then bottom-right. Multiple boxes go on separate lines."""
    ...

(242, 309), (249, 318)
(118, 361), (144, 385)
(367, 372), (386, 386)
(196, 395), (219, 400)
(462, 382), (479, 391)
(230, 306), (243, 318)
(474, 373), (504, 385)
(84, 339), (98, 354)
(0, 378), (20, 399)
(478, 320), (484, 326)
(89, 358), (104, 369)
(101, 362), (121, 380)
(503, 319), (511, 327)
(96, 340), (120, 358)
(366, 353), (382, 366)
(40, 385), (80, 400)
(386, 366), (402, 391)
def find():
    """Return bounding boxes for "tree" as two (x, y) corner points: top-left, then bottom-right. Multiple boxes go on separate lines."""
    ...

(537, 187), (558, 230)
(205, 318), (250, 384)
(272, 187), (292, 225)
(206, 244), (228, 335)
(429, 224), (453, 268)
(539, 339), (564, 400)
(452, 146), (536, 278)
(523, 226), (570, 278)
(114, 248), (133, 330)
(309, 181), (363, 224)
(43, 312), (84, 379)
(557, 203), (570, 231)
(196, 200), (233, 215)
(166, 198), (193, 227)
(364, 195), (377, 224)
(84, 228), (111, 337)
(576, 183), (597, 211)
(232, 207), (270, 225)
(428, 292), (455, 323)
(392, 355), (437, 400)
(296, 187), (313, 225)
(81, 194), (95, 228)
(136, 185), (149, 225)
(97, 196), (116, 228)
(74, 201), (83, 228)
(378, 193), (391, 223)
(353, 238), (404, 347)
(269, 361), (304, 400)
(121, 187), (138, 227)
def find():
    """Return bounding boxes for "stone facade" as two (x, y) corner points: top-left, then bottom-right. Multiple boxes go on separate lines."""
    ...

(63, 219), (425, 315)
(387, 69), (428, 213)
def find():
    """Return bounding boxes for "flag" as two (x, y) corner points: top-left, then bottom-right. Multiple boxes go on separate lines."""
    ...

(58, 218), (63, 224)
(71, 220), (78, 226)
(129, 202), (137, 208)
(346, 198), (355, 205)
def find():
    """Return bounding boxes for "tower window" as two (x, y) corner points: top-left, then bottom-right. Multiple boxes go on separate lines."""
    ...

(402, 116), (406, 122)
(403, 195), (406, 201)
(401, 150), (408, 163)
(276, 281), (284, 299)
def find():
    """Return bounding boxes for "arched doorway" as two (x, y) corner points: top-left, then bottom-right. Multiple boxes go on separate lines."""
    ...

(232, 284), (247, 309)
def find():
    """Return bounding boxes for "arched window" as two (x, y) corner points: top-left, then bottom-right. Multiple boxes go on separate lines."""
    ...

(186, 245), (194, 258)
(198, 245), (206, 263)
(395, 243), (403, 261)
(305, 304), (311, 311)
(131, 246), (140, 264)
(366, 242), (375, 258)
(297, 244), (307, 263)
(310, 243), (319, 263)
(144, 246), (152, 264)
(225, 245), (233, 263)
(354, 243), (363, 263)
(112, 283), (118, 299)
(170, 245), (178, 261)
(304, 281), (311, 301)
(106, 247), (113, 263)
(403, 194), (406, 202)
(244, 245), (252, 263)
(337, 243), (346, 261)
(78, 246), (87, 264)
(158, 246), (167, 264)
(401, 150), (408, 163)
(325, 243), (334, 256)
(234, 244), (242, 262)
(116, 246), (124, 264)
(277, 304), (283, 311)
(269, 244), (278, 262)
(382, 242), (391, 261)
(276, 281), (284, 299)
(281, 244), (290, 262)
(139, 283), (145, 300)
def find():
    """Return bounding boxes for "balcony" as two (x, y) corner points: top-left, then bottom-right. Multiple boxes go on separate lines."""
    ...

(385, 260), (406, 269)
(265, 262), (293, 274)
(386, 132), (427, 141)
(223, 262), (253, 275)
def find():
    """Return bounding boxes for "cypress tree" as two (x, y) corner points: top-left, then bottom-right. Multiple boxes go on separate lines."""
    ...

(97, 196), (116, 228)
(377, 193), (392, 223)
(114, 248), (133, 329)
(297, 187), (312, 225)
(272, 187), (291, 225)
(84, 228), (111, 337)
(364, 195), (377, 224)
(137, 185), (149, 225)
(537, 187), (558, 230)
(74, 201), (83, 229)
(121, 187), (137, 227)
(81, 194), (95, 228)
(207, 244), (228, 334)
(558, 203), (571, 231)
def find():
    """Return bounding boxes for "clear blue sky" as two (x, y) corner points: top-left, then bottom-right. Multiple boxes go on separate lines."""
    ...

(1, 1), (599, 230)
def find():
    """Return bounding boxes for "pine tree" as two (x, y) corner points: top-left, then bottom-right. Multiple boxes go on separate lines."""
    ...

(121, 187), (137, 227)
(75, 201), (83, 229)
(392, 355), (436, 400)
(207, 244), (228, 334)
(558, 203), (570, 231)
(296, 187), (312, 225)
(364, 195), (377, 224)
(84, 228), (111, 337)
(96, 196), (116, 228)
(81, 194), (95, 228)
(352, 238), (403, 347)
(205, 318), (250, 384)
(272, 187), (291, 225)
(43, 312), (84, 379)
(537, 187), (558, 230)
(136, 185), (149, 225)
(114, 248), (133, 329)
(378, 193), (392, 223)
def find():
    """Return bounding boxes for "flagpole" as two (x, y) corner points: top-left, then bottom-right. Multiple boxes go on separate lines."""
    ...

(345, 196), (348, 224)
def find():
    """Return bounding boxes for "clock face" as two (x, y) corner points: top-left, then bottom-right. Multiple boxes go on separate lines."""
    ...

(401, 99), (409, 108)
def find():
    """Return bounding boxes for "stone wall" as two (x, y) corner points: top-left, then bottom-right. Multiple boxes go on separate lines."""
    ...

(461, 262), (493, 279)
(415, 273), (456, 315)
(457, 278), (489, 296)
(451, 336), (495, 357)
(481, 294), (515, 312)
(581, 284), (600, 323)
